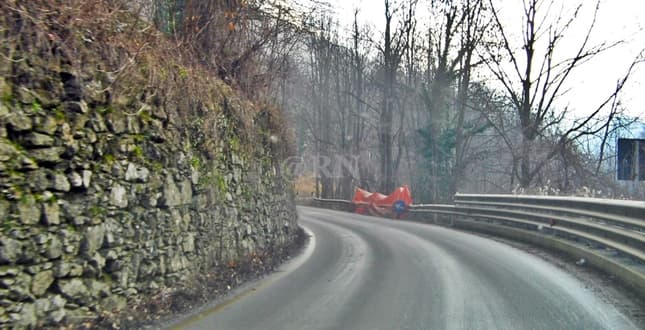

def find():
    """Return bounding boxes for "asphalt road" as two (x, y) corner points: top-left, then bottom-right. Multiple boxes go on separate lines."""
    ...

(175, 207), (638, 330)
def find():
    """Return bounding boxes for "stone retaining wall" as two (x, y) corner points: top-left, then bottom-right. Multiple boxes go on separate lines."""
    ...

(0, 17), (297, 328)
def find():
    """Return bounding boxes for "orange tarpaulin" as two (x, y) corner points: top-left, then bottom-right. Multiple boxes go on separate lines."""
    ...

(352, 185), (412, 218)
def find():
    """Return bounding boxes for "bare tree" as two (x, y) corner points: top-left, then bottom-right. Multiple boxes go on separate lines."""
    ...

(483, 0), (643, 188)
(416, 0), (489, 201)
(349, 11), (372, 191)
(150, 0), (306, 100)
(377, 0), (416, 193)
(306, 15), (336, 198)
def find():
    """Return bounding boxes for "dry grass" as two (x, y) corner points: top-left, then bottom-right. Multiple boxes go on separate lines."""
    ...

(295, 175), (316, 196)
(0, 0), (293, 160)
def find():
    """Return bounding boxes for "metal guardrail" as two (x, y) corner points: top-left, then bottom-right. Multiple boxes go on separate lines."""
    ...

(304, 194), (645, 298)
(309, 198), (355, 212)
(451, 194), (645, 261)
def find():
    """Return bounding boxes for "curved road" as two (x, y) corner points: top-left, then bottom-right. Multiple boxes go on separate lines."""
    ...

(175, 207), (637, 330)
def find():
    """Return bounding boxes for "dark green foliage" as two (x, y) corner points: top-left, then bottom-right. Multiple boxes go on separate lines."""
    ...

(153, 0), (186, 35)
(417, 126), (456, 202)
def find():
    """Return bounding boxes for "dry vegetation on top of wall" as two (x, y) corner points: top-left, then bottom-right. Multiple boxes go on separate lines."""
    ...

(0, 0), (293, 160)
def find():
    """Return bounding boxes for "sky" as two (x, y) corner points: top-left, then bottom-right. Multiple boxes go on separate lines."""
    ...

(296, 0), (645, 122)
